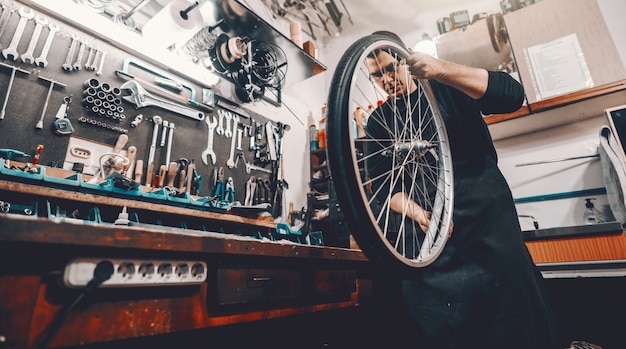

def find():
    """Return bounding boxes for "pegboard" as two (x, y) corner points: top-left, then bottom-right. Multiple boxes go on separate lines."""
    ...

(0, 1), (281, 207)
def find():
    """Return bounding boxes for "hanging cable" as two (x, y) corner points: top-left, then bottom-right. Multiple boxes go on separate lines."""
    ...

(34, 261), (114, 349)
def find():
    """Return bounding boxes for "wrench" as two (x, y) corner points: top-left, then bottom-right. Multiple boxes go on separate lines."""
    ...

(87, 48), (100, 71)
(84, 45), (95, 70)
(2, 7), (34, 61)
(96, 50), (106, 75)
(224, 110), (233, 138)
(72, 39), (88, 71)
(0, 62), (30, 120)
(226, 114), (240, 168)
(0, 2), (18, 48)
(145, 115), (162, 187)
(34, 22), (59, 68)
(236, 128), (243, 150)
(62, 34), (79, 71)
(35, 76), (66, 129)
(120, 80), (205, 121)
(21, 15), (47, 64)
(216, 108), (225, 135)
(201, 114), (218, 165)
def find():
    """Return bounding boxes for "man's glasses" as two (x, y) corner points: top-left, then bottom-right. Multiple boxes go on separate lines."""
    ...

(370, 61), (398, 80)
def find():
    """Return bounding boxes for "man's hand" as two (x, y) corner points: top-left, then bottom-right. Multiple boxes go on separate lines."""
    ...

(405, 52), (444, 80)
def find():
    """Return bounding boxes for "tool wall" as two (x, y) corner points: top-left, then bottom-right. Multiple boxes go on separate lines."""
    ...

(0, 1), (289, 225)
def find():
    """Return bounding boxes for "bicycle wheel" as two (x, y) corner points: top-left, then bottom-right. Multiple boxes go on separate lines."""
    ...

(326, 34), (453, 275)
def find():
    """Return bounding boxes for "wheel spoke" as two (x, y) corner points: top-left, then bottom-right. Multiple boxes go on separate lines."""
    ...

(326, 34), (454, 273)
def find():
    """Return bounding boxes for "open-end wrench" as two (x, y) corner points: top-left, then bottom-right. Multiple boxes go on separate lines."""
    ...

(87, 48), (100, 71)
(120, 80), (205, 121)
(34, 22), (59, 68)
(216, 108), (225, 135)
(226, 114), (240, 168)
(96, 50), (106, 75)
(35, 76), (66, 129)
(72, 39), (88, 71)
(224, 110), (233, 138)
(0, 62), (30, 120)
(2, 7), (34, 60)
(21, 15), (47, 64)
(0, 2), (18, 48)
(62, 34), (79, 71)
(84, 45), (95, 70)
(201, 114), (217, 165)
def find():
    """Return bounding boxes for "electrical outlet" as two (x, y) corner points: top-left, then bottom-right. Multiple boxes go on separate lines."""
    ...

(63, 257), (207, 288)
(63, 136), (127, 176)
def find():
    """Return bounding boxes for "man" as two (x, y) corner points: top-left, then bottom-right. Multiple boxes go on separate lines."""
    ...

(364, 42), (562, 348)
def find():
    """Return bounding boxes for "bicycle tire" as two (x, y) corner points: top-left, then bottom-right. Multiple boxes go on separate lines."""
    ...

(326, 34), (454, 275)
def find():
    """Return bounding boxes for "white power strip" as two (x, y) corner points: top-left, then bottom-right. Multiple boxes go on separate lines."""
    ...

(63, 257), (207, 288)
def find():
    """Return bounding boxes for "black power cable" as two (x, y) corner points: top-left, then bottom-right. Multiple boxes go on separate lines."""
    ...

(34, 261), (114, 349)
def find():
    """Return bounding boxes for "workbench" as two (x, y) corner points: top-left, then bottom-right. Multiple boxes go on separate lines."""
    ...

(0, 178), (373, 349)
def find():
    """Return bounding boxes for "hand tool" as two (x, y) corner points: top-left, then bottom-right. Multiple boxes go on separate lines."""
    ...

(225, 177), (235, 203)
(224, 110), (233, 138)
(35, 76), (66, 129)
(214, 167), (225, 200)
(166, 161), (178, 187)
(145, 115), (162, 186)
(201, 114), (218, 165)
(185, 159), (195, 193)
(134, 159), (143, 183)
(122, 58), (197, 104)
(62, 34), (79, 71)
(0, 1), (18, 48)
(2, 6), (34, 61)
(216, 108), (225, 135)
(160, 120), (169, 147)
(96, 50), (107, 76)
(124, 146), (137, 178)
(73, 39), (88, 71)
(34, 21), (59, 67)
(226, 114), (240, 168)
(53, 95), (74, 135)
(120, 80), (205, 121)
(244, 176), (256, 206)
(32, 144), (43, 166)
(236, 128), (244, 150)
(239, 153), (272, 174)
(87, 47), (100, 71)
(84, 45), (95, 70)
(130, 113), (143, 127)
(265, 121), (278, 161)
(165, 122), (175, 165)
(21, 14), (47, 64)
(0, 62), (30, 120)
(157, 164), (167, 187)
(115, 70), (213, 113)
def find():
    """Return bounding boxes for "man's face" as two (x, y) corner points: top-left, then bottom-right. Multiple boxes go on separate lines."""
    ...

(366, 51), (415, 99)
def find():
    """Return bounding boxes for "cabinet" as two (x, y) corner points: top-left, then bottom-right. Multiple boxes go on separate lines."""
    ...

(308, 148), (350, 248)
(485, 0), (626, 139)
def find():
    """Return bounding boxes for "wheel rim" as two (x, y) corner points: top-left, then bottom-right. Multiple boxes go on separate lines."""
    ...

(327, 35), (454, 273)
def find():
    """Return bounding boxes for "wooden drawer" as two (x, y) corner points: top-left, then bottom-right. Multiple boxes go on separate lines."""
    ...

(214, 262), (356, 308)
